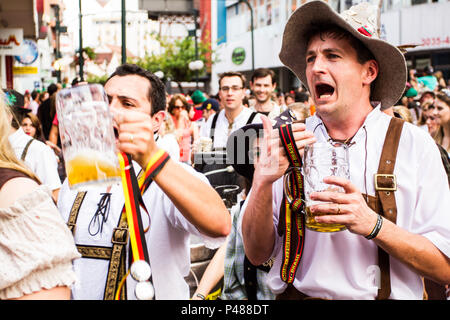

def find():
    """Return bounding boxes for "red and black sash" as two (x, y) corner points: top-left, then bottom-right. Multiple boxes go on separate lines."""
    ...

(277, 124), (306, 284)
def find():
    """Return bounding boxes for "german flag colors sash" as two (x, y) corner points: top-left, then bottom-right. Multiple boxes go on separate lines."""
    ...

(115, 150), (170, 300)
(278, 124), (306, 284)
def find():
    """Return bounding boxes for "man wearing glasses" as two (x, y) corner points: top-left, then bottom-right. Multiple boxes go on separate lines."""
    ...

(200, 72), (261, 150)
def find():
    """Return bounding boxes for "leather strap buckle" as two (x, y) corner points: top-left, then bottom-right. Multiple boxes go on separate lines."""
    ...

(374, 174), (397, 192)
(111, 227), (129, 245)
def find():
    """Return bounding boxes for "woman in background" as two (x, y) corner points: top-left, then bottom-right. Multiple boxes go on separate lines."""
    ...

(0, 91), (80, 300)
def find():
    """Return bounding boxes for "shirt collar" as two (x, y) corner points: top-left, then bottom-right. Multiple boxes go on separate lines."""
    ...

(309, 103), (383, 143)
(8, 127), (30, 144)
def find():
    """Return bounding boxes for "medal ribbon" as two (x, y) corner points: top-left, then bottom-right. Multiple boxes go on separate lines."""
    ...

(117, 152), (150, 264)
(278, 124), (306, 284)
(115, 150), (170, 299)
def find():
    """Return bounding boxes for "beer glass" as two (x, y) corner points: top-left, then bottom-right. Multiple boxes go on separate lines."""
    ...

(56, 84), (121, 190)
(302, 142), (350, 232)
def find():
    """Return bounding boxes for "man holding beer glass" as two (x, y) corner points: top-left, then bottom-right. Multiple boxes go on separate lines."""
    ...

(57, 64), (230, 299)
(241, 1), (450, 299)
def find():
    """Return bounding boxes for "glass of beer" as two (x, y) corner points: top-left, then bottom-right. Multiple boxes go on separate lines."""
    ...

(302, 141), (350, 232)
(56, 84), (121, 190)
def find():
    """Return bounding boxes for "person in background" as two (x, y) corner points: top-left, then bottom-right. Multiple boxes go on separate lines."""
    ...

(284, 92), (295, 106)
(8, 105), (61, 202)
(0, 90), (79, 300)
(158, 110), (180, 162)
(276, 92), (287, 110)
(191, 90), (207, 122)
(168, 94), (198, 164)
(21, 112), (46, 142)
(249, 68), (284, 120)
(200, 71), (261, 150)
(417, 65), (438, 92)
(37, 83), (58, 140)
(29, 90), (40, 115)
(432, 91), (450, 155)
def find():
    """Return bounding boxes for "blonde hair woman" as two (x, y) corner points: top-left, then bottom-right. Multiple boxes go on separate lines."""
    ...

(0, 91), (80, 300)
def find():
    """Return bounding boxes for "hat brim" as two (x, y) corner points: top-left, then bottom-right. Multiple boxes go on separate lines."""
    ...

(279, 1), (406, 110)
(226, 123), (264, 182)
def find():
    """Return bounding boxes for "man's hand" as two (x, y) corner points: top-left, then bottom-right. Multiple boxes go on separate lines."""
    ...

(309, 175), (378, 237)
(113, 109), (159, 169)
(253, 115), (316, 185)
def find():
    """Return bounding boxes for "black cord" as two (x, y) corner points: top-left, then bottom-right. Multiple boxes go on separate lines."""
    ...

(88, 192), (112, 236)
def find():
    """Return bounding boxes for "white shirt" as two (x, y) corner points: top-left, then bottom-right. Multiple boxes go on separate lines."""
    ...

(200, 107), (261, 149)
(241, 106), (450, 299)
(57, 161), (224, 300)
(250, 101), (285, 121)
(8, 128), (61, 191)
(157, 133), (180, 162)
(29, 100), (39, 115)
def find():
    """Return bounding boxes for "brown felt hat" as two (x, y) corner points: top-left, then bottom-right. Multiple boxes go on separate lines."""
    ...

(279, 1), (406, 110)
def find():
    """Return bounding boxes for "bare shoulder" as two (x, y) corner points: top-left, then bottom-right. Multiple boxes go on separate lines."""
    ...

(0, 177), (40, 208)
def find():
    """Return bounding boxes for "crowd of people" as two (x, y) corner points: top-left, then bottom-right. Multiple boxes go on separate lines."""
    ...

(0, 1), (449, 301)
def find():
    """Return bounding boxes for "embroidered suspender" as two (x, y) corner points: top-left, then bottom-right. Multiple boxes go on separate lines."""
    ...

(67, 191), (128, 300)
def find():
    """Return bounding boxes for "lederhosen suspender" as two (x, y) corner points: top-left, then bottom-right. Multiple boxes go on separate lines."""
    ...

(21, 138), (34, 161)
(371, 116), (404, 299)
(67, 191), (128, 300)
(277, 117), (404, 299)
(210, 111), (258, 150)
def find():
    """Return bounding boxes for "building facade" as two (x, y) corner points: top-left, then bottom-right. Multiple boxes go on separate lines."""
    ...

(210, 0), (450, 95)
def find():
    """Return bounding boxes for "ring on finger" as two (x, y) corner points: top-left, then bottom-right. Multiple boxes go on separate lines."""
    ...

(129, 133), (134, 143)
(337, 204), (341, 214)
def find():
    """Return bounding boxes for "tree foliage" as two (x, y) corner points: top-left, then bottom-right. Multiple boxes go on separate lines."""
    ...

(128, 33), (217, 93)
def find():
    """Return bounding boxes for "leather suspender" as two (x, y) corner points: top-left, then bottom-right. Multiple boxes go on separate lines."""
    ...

(21, 138), (34, 161)
(210, 111), (258, 148)
(372, 116), (404, 299)
(67, 191), (128, 300)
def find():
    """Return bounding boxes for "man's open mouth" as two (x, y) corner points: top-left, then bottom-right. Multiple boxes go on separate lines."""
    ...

(315, 83), (335, 99)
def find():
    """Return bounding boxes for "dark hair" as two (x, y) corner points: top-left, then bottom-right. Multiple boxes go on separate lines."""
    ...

(21, 113), (45, 142)
(106, 63), (166, 115)
(305, 23), (375, 65)
(168, 94), (190, 115)
(218, 71), (246, 88)
(47, 83), (58, 96)
(295, 91), (309, 103)
(31, 90), (39, 100)
(251, 68), (276, 84)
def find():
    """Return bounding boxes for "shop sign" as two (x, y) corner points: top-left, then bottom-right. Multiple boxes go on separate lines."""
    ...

(13, 66), (38, 75)
(15, 39), (39, 65)
(0, 28), (24, 55)
(232, 47), (245, 65)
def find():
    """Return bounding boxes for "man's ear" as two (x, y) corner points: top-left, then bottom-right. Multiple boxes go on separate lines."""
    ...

(363, 59), (379, 86)
(151, 110), (166, 133)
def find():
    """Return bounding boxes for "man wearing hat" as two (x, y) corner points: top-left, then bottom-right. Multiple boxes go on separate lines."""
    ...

(190, 89), (207, 122)
(196, 98), (220, 133)
(241, 1), (450, 299)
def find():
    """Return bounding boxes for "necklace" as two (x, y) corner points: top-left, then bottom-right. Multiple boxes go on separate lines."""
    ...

(327, 134), (356, 147)
(88, 185), (112, 236)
